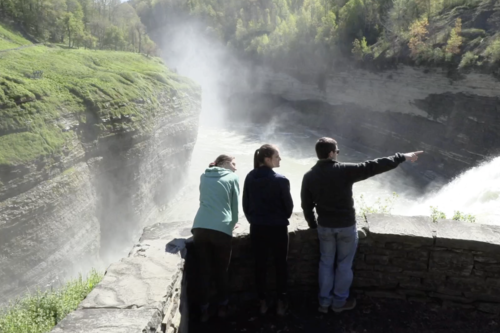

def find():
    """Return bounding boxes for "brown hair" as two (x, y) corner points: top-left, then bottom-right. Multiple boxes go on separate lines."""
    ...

(254, 144), (278, 169)
(209, 154), (234, 168)
(315, 137), (338, 159)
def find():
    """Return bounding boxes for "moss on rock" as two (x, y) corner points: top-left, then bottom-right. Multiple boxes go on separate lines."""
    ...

(0, 44), (200, 167)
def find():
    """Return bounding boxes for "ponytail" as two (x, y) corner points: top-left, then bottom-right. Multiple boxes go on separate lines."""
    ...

(253, 149), (260, 169)
(254, 144), (278, 169)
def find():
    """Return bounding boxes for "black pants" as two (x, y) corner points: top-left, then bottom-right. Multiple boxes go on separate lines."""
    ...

(250, 224), (289, 301)
(192, 228), (232, 306)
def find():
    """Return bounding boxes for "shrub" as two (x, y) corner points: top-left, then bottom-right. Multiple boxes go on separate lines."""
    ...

(484, 38), (500, 64)
(430, 206), (446, 223)
(433, 47), (445, 64)
(352, 37), (371, 61)
(355, 192), (399, 219)
(461, 28), (486, 40)
(458, 51), (478, 69)
(452, 211), (476, 223)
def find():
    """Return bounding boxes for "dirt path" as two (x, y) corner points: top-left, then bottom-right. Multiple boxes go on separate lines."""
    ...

(0, 43), (39, 53)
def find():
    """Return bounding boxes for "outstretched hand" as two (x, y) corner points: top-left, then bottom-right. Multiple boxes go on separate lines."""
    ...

(403, 151), (424, 163)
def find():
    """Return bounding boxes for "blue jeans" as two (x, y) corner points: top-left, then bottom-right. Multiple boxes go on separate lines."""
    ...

(317, 225), (358, 308)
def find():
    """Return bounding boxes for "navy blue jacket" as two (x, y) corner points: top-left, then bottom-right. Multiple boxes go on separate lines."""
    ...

(243, 166), (294, 226)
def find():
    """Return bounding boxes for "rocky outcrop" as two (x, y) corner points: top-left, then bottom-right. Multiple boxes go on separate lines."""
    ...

(0, 83), (201, 304)
(228, 65), (500, 181)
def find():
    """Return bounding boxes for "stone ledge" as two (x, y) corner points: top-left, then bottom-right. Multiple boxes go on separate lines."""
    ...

(366, 214), (435, 245)
(435, 219), (500, 253)
(51, 308), (162, 333)
(79, 254), (181, 310)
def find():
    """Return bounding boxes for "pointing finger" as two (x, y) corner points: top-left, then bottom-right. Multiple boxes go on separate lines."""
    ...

(414, 151), (424, 155)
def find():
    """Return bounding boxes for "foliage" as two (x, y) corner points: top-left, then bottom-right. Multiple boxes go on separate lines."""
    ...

(430, 206), (447, 223)
(408, 17), (429, 60)
(0, 44), (199, 166)
(484, 38), (500, 64)
(452, 210), (476, 223)
(445, 18), (463, 57)
(131, 0), (500, 70)
(355, 192), (399, 219)
(352, 36), (370, 60)
(0, 0), (155, 54)
(458, 51), (478, 68)
(0, 269), (103, 333)
(430, 206), (476, 223)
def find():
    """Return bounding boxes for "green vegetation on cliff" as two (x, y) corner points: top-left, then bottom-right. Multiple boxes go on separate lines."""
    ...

(0, 39), (199, 167)
(135, 0), (500, 71)
(0, 270), (103, 333)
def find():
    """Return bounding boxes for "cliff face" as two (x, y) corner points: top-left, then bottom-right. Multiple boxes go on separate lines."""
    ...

(229, 65), (500, 181)
(0, 51), (201, 304)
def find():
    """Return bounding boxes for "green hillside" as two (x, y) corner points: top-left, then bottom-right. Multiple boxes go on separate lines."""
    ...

(0, 39), (199, 167)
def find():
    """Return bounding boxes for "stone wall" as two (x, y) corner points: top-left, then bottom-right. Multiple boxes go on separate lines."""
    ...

(224, 213), (500, 315)
(56, 213), (499, 333)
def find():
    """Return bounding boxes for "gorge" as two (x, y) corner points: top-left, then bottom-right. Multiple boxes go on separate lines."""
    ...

(2, 3), (500, 320)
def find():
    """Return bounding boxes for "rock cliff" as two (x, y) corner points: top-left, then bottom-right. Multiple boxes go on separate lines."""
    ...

(0, 49), (201, 304)
(228, 65), (500, 181)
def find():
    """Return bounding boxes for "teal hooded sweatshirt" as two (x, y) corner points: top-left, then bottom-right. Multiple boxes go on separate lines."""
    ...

(192, 167), (240, 236)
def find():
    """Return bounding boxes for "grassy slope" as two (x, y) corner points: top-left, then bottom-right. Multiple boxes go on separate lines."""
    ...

(0, 22), (31, 51)
(0, 40), (199, 167)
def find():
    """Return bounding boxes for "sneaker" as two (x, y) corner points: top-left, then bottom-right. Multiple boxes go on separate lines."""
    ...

(331, 298), (357, 313)
(317, 305), (329, 314)
(200, 307), (210, 322)
(217, 304), (228, 319)
(276, 299), (288, 316)
(259, 300), (269, 315)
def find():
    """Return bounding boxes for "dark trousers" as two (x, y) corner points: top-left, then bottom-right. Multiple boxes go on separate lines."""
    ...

(250, 224), (289, 301)
(192, 228), (232, 306)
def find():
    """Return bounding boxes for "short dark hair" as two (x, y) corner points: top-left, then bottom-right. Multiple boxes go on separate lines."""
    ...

(315, 137), (338, 159)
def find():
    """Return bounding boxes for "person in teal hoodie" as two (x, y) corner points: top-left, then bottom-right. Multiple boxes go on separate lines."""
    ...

(191, 154), (240, 322)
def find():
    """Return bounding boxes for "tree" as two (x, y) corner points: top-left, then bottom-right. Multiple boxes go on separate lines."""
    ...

(408, 17), (429, 59)
(62, 0), (85, 47)
(352, 36), (370, 60)
(445, 17), (462, 56)
(134, 21), (146, 53)
(103, 25), (124, 50)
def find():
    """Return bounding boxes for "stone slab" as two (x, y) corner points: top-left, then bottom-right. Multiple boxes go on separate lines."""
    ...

(435, 220), (500, 253)
(51, 308), (161, 333)
(366, 214), (435, 245)
(79, 253), (181, 310)
(233, 212), (368, 238)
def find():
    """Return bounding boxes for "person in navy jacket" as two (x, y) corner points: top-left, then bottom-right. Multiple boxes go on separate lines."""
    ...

(243, 144), (293, 316)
